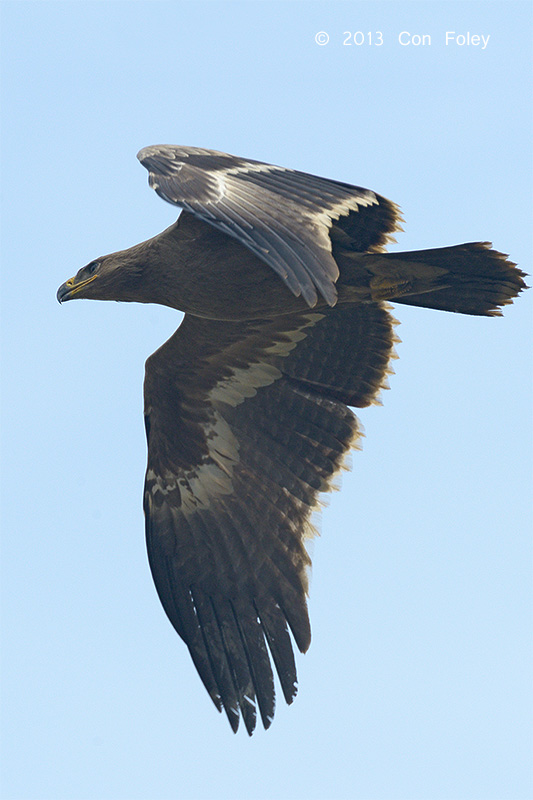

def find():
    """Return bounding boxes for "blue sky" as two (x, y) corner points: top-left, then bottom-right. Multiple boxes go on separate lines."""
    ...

(1, 2), (531, 799)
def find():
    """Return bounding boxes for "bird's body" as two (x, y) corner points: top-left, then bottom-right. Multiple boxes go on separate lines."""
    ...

(57, 146), (526, 735)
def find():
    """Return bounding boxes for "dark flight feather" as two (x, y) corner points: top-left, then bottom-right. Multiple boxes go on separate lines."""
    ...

(143, 308), (396, 732)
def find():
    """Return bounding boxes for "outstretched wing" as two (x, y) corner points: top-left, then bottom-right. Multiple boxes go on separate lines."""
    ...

(143, 303), (398, 734)
(137, 145), (401, 307)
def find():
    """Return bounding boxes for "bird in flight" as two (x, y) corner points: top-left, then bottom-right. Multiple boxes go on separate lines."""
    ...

(57, 146), (526, 734)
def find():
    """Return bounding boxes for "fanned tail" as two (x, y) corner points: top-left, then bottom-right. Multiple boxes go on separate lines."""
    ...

(369, 242), (527, 316)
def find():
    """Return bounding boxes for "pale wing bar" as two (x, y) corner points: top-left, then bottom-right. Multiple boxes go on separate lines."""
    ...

(138, 145), (399, 306)
(143, 305), (397, 733)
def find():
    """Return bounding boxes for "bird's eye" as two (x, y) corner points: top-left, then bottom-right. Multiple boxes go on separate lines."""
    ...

(85, 260), (100, 275)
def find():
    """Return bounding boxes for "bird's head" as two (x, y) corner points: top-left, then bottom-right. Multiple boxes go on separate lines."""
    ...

(57, 243), (153, 305)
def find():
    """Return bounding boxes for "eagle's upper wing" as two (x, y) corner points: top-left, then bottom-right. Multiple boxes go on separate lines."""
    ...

(137, 145), (401, 307)
(143, 303), (398, 734)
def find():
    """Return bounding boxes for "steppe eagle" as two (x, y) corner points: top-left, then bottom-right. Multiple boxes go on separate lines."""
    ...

(57, 146), (526, 734)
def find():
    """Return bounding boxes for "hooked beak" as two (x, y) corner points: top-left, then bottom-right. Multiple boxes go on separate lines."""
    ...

(57, 274), (97, 303)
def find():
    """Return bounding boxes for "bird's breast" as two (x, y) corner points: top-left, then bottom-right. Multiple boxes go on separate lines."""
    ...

(156, 216), (313, 320)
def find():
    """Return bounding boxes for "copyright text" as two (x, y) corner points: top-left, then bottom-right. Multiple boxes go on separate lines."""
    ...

(315, 30), (491, 49)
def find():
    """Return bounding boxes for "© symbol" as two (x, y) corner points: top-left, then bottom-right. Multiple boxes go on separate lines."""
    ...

(315, 31), (330, 46)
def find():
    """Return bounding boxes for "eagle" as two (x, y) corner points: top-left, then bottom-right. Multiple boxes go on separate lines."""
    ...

(57, 146), (526, 735)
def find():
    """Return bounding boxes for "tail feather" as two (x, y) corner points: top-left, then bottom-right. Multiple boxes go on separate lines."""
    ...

(377, 242), (527, 316)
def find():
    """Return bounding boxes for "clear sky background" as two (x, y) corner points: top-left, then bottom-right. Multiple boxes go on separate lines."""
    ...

(1, 2), (532, 799)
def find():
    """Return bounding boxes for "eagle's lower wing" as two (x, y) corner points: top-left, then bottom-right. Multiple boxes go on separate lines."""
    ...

(143, 304), (398, 734)
(137, 145), (401, 307)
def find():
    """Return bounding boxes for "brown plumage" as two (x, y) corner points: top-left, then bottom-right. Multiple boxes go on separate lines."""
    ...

(57, 146), (526, 734)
